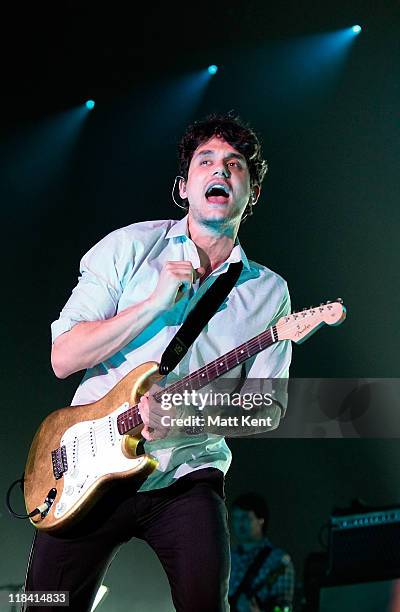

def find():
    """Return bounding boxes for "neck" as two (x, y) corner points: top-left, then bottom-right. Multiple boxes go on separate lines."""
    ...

(187, 215), (238, 272)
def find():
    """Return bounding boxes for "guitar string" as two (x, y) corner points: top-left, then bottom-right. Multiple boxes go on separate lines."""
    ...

(132, 313), (334, 404)
(60, 331), (273, 450)
(99, 312), (336, 428)
(60, 310), (341, 451)
(115, 315), (334, 428)
(93, 311), (334, 437)
(150, 309), (338, 397)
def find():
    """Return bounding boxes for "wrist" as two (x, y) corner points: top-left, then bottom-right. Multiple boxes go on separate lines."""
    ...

(144, 294), (163, 317)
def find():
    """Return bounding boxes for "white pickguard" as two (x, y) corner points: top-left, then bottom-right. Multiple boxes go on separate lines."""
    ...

(54, 402), (145, 518)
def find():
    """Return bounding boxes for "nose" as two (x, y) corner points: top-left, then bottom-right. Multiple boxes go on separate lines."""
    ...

(213, 166), (230, 178)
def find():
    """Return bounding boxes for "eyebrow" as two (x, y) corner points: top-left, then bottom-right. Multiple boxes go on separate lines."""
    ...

(194, 149), (247, 163)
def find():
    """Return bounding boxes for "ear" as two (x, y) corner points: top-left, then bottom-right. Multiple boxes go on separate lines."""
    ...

(251, 185), (261, 205)
(179, 177), (188, 200)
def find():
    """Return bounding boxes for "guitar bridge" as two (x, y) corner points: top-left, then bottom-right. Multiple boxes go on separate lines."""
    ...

(51, 445), (68, 480)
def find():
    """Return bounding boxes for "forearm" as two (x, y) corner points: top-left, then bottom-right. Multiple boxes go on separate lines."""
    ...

(180, 381), (286, 437)
(51, 296), (160, 378)
(201, 401), (282, 437)
(156, 399), (283, 439)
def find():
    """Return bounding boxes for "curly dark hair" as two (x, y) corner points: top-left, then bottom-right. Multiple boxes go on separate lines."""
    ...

(177, 112), (268, 221)
(231, 492), (269, 534)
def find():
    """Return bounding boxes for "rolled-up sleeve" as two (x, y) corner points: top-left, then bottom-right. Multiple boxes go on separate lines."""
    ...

(245, 281), (292, 376)
(51, 232), (125, 343)
(243, 281), (292, 416)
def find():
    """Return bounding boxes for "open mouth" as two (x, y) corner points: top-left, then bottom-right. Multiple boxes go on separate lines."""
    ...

(205, 183), (230, 204)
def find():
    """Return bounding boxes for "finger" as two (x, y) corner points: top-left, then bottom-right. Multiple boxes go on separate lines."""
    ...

(194, 266), (206, 280)
(173, 271), (193, 285)
(165, 261), (196, 274)
(140, 425), (151, 440)
(141, 424), (166, 442)
(173, 266), (204, 288)
(148, 411), (169, 429)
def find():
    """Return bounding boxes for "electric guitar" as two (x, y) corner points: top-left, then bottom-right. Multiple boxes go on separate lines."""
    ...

(24, 299), (346, 532)
(229, 552), (291, 612)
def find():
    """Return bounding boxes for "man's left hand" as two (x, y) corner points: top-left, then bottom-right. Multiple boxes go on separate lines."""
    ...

(138, 385), (178, 441)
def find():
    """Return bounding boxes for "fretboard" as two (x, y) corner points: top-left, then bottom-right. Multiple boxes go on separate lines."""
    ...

(117, 324), (278, 434)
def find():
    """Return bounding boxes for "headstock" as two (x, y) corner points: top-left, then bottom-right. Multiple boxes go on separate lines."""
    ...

(276, 299), (346, 344)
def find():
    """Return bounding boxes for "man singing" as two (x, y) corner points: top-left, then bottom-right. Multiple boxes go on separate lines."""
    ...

(24, 113), (291, 611)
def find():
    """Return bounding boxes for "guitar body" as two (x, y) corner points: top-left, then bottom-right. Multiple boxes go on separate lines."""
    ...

(229, 555), (290, 612)
(24, 361), (162, 533)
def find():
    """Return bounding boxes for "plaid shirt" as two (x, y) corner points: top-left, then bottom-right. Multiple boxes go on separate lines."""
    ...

(229, 538), (295, 611)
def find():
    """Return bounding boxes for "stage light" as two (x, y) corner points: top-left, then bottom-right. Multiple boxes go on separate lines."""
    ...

(207, 65), (218, 75)
(352, 25), (362, 34)
(85, 100), (95, 110)
(90, 585), (109, 611)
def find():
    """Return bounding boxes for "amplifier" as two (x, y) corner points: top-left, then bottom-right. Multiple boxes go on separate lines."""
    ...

(328, 503), (400, 582)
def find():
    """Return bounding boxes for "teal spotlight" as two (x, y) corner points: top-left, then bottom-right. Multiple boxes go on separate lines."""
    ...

(207, 65), (218, 75)
(352, 25), (362, 34)
(85, 100), (95, 110)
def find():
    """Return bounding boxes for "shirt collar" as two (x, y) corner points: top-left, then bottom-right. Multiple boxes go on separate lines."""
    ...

(166, 215), (250, 271)
(165, 215), (190, 239)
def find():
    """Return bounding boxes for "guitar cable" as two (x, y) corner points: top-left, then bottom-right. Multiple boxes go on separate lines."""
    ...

(6, 474), (57, 520)
(5, 475), (30, 519)
(20, 530), (38, 612)
(5, 476), (47, 612)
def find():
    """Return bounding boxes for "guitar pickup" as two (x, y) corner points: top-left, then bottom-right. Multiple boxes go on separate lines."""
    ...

(51, 445), (68, 480)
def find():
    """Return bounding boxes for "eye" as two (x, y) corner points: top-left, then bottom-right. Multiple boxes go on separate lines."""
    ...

(200, 159), (211, 165)
(228, 161), (242, 168)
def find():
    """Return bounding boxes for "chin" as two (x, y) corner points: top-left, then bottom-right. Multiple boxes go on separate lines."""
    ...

(190, 205), (240, 229)
(204, 206), (236, 220)
(202, 215), (232, 229)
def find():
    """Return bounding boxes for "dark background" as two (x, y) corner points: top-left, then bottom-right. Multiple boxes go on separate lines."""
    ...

(1, 1), (399, 610)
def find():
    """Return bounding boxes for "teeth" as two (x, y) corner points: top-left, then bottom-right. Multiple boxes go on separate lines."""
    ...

(206, 183), (229, 196)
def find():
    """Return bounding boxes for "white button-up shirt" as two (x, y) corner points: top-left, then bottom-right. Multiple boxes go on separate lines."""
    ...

(51, 215), (291, 491)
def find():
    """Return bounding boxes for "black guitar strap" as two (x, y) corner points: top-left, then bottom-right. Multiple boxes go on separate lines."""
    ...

(159, 261), (243, 375)
(229, 544), (273, 610)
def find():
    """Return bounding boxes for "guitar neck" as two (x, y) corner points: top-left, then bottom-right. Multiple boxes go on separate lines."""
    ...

(117, 327), (276, 434)
(117, 298), (346, 433)
(153, 326), (277, 401)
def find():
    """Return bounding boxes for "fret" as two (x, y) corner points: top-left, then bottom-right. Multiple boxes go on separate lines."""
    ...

(206, 364), (216, 381)
(117, 406), (142, 434)
(225, 353), (236, 370)
(193, 375), (202, 392)
(123, 326), (277, 428)
(117, 412), (127, 435)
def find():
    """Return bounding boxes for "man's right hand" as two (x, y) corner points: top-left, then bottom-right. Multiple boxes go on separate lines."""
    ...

(51, 262), (204, 378)
(149, 261), (205, 311)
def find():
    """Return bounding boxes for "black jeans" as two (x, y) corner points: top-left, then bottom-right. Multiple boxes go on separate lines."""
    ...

(24, 468), (230, 612)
